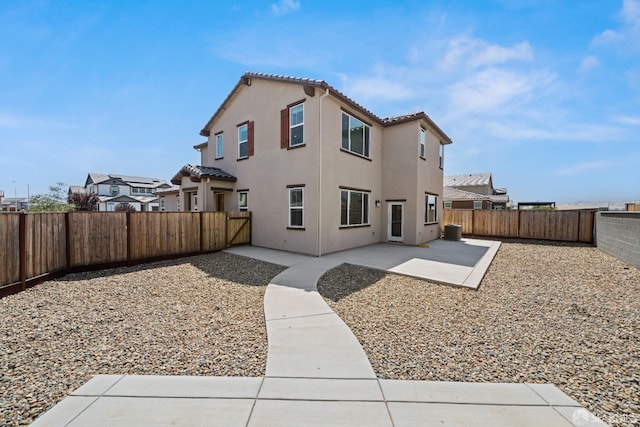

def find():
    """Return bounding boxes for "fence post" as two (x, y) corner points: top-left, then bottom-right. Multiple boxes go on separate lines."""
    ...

(19, 214), (26, 291)
(225, 213), (229, 249)
(126, 212), (132, 266)
(199, 211), (204, 252)
(65, 212), (71, 269)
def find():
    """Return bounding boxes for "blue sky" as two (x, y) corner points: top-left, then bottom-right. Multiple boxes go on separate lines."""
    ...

(1, 0), (638, 204)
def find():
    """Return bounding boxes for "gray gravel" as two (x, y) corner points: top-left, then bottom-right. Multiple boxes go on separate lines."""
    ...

(318, 240), (639, 427)
(0, 252), (285, 427)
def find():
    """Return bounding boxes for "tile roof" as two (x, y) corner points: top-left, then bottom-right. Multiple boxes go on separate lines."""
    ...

(68, 186), (86, 194)
(489, 194), (510, 203)
(86, 173), (169, 187)
(444, 173), (493, 187)
(199, 72), (452, 144)
(155, 185), (180, 195)
(171, 164), (237, 185)
(443, 187), (490, 201)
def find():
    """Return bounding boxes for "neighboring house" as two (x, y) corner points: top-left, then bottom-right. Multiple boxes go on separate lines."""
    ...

(71, 173), (172, 211)
(1, 197), (29, 212)
(444, 173), (510, 210)
(0, 190), (3, 208)
(172, 72), (452, 256)
(156, 185), (181, 212)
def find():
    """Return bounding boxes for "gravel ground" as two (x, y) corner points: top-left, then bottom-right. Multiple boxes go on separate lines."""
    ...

(318, 240), (639, 427)
(0, 252), (285, 427)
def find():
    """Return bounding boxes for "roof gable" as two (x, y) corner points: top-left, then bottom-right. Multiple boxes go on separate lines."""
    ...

(171, 164), (237, 185)
(199, 72), (452, 144)
(444, 173), (493, 188)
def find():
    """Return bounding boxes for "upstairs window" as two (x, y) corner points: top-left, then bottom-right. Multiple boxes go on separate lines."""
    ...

(215, 133), (223, 159)
(341, 189), (370, 226)
(238, 124), (248, 159)
(288, 187), (304, 227)
(420, 128), (426, 158)
(439, 144), (444, 169)
(290, 104), (304, 147)
(341, 112), (370, 158)
(474, 200), (483, 210)
(425, 194), (438, 224)
(281, 101), (305, 149)
(110, 185), (119, 196)
(237, 121), (254, 159)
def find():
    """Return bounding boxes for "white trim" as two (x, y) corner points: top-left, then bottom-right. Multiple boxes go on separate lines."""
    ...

(289, 103), (304, 147)
(425, 194), (438, 224)
(215, 133), (223, 159)
(288, 187), (304, 227)
(238, 124), (248, 159)
(238, 191), (249, 212)
(387, 202), (404, 242)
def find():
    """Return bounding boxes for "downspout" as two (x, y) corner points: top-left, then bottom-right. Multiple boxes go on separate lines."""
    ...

(318, 88), (330, 257)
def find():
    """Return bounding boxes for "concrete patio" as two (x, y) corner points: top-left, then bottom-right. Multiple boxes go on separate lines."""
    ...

(30, 239), (606, 426)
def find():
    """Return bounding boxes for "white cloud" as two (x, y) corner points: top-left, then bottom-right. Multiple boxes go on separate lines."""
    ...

(445, 67), (555, 116)
(271, 0), (300, 16)
(0, 113), (74, 130)
(554, 160), (612, 176)
(579, 55), (600, 72)
(483, 120), (627, 143)
(615, 115), (640, 125)
(440, 36), (533, 71)
(592, 0), (640, 51)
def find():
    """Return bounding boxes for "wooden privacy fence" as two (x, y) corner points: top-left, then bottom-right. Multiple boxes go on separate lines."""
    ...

(0, 211), (251, 298)
(442, 209), (595, 243)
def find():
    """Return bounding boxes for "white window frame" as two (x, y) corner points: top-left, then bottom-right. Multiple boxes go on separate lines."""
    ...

(238, 191), (248, 212)
(439, 143), (444, 169)
(420, 128), (426, 158)
(238, 124), (248, 159)
(444, 201), (452, 210)
(288, 187), (304, 228)
(215, 133), (223, 159)
(290, 104), (304, 147)
(425, 194), (438, 224)
(341, 112), (370, 158)
(110, 185), (119, 196)
(473, 200), (483, 210)
(340, 189), (370, 226)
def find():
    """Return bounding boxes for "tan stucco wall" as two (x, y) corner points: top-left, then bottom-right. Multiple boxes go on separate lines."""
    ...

(203, 79), (320, 255)
(159, 193), (179, 211)
(382, 121), (444, 245)
(193, 78), (448, 255)
(318, 97), (383, 255)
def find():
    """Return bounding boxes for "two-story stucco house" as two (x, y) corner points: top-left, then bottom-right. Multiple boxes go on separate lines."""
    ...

(76, 173), (172, 211)
(172, 72), (452, 256)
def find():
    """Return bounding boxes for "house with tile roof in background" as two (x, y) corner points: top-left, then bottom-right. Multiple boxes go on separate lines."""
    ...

(171, 72), (452, 256)
(443, 173), (510, 210)
(70, 173), (172, 211)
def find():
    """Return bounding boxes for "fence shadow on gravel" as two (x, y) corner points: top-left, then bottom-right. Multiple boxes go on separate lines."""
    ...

(188, 253), (286, 287)
(317, 263), (388, 302)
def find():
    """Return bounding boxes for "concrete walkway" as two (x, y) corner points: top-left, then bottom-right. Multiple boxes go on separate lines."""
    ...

(31, 239), (606, 426)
